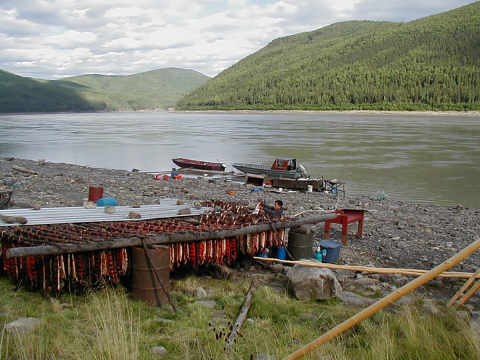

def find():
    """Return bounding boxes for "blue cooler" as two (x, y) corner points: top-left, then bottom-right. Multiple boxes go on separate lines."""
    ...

(319, 240), (342, 263)
(96, 197), (117, 207)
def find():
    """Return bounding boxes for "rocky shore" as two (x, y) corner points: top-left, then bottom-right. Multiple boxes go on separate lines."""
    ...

(1, 157), (480, 308)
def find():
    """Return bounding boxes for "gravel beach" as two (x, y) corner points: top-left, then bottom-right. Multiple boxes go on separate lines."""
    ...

(1, 157), (479, 305)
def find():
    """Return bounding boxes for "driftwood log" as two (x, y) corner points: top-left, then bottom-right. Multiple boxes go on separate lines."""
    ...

(6, 213), (337, 258)
(12, 165), (38, 175)
(226, 278), (258, 347)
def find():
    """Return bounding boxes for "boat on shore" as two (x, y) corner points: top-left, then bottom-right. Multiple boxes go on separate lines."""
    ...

(232, 158), (309, 179)
(172, 158), (226, 172)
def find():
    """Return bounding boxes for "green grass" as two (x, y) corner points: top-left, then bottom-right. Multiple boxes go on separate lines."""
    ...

(0, 276), (478, 359)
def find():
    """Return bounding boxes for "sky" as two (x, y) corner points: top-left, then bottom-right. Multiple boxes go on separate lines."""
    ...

(0, 0), (475, 80)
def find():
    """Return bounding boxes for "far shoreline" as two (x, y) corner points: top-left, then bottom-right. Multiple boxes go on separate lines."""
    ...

(1, 109), (479, 117)
(173, 109), (480, 116)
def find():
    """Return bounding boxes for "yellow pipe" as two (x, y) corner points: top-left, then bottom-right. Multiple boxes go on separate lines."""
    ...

(454, 278), (480, 307)
(282, 237), (480, 360)
(447, 267), (480, 306)
(253, 257), (478, 279)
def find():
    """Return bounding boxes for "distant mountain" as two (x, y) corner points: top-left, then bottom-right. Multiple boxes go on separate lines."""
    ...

(0, 68), (210, 113)
(177, 2), (480, 111)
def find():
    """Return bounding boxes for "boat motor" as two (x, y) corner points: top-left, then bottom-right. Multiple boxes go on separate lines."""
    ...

(295, 165), (309, 178)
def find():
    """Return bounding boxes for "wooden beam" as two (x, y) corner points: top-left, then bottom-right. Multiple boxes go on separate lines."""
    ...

(6, 213), (337, 258)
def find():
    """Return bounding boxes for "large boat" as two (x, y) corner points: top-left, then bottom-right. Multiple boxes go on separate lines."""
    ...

(232, 158), (308, 179)
(172, 158), (226, 172)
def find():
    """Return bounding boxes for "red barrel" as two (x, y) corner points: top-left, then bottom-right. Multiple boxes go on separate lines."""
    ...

(88, 186), (104, 202)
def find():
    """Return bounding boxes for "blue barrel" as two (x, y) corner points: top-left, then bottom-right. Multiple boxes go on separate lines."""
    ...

(276, 247), (286, 261)
(96, 197), (117, 207)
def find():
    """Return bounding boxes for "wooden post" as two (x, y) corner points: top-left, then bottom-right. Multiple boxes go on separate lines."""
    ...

(281, 237), (480, 360)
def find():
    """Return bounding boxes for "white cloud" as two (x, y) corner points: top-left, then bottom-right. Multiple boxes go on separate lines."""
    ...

(0, 0), (475, 79)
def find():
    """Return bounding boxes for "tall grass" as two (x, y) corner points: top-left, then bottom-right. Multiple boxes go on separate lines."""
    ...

(0, 276), (478, 359)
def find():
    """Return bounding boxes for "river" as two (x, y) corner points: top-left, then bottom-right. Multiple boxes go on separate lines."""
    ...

(0, 111), (479, 208)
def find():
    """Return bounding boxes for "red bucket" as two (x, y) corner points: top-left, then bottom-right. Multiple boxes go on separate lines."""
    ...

(88, 186), (104, 202)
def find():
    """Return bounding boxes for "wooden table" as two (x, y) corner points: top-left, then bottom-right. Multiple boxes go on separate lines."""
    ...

(324, 209), (365, 245)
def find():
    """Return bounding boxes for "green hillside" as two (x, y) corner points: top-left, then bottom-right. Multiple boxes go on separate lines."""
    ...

(0, 69), (106, 113)
(0, 68), (210, 113)
(59, 68), (210, 110)
(177, 2), (480, 111)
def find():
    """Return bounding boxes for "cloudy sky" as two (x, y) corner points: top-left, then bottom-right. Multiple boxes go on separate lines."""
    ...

(0, 0), (474, 80)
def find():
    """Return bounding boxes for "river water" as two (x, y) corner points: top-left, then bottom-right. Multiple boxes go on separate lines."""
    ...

(0, 111), (479, 208)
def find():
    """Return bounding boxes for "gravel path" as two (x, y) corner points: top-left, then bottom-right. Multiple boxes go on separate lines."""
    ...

(1, 157), (479, 276)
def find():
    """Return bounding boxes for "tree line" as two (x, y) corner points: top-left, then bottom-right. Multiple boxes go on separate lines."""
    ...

(177, 2), (480, 111)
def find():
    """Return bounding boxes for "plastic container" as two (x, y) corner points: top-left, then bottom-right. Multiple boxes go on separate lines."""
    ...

(377, 191), (388, 200)
(313, 249), (323, 261)
(2, 178), (14, 187)
(276, 247), (286, 261)
(96, 197), (117, 207)
(307, 185), (313, 192)
(88, 186), (104, 202)
(319, 240), (342, 263)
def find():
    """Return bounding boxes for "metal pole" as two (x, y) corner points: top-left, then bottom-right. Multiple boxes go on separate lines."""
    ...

(282, 237), (480, 360)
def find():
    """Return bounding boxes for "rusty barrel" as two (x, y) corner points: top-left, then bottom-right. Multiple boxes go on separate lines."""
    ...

(288, 231), (313, 260)
(131, 246), (170, 307)
(88, 186), (104, 202)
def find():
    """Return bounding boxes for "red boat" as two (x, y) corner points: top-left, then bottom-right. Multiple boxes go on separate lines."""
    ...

(172, 158), (226, 171)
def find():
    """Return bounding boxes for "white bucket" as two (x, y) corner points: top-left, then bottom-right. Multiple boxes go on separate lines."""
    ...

(307, 185), (313, 192)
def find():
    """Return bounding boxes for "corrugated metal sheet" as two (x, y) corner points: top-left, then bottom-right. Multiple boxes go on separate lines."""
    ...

(0, 201), (208, 226)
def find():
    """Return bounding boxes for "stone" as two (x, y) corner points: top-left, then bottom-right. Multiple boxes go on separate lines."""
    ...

(128, 211), (141, 219)
(104, 205), (115, 214)
(4, 317), (41, 334)
(152, 318), (174, 324)
(421, 300), (442, 315)
(193, 286), (208, 298)
(354, 277), (380, 286)
(196, 300), (217, 309)
(287, 263), (342, 301)
(84, 201), (97, 209)
(337, 291), (376, 307)
(471, 311), (480, 336)
(178, 208), (191, 215)
(151, 346), (167, 355)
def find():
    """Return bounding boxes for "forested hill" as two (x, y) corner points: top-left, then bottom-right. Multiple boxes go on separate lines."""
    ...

(176, 2), (480, 111)
(0, 68), (210, 113)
